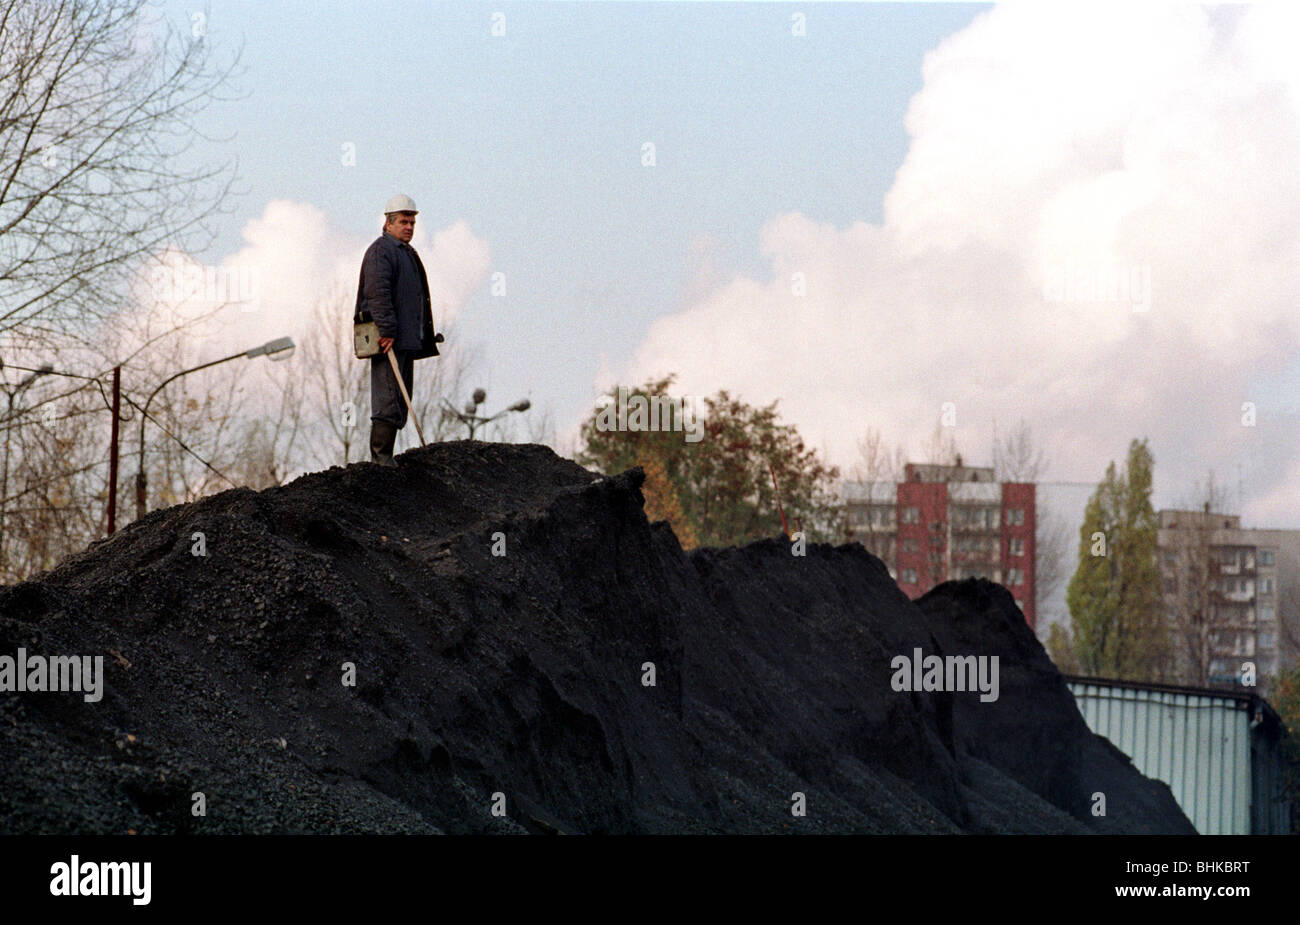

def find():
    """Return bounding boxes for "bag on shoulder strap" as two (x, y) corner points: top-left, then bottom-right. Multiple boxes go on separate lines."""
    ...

(354, 308), (381, 358)
(354, 256), (383, 358)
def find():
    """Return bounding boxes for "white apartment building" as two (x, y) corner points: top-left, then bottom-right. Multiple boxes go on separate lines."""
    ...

(1157, 509), (1300, 697)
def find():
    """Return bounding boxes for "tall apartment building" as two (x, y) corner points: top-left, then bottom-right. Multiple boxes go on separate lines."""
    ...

(841, 460), (1037, 629)
(1157, 509), (1300, 696)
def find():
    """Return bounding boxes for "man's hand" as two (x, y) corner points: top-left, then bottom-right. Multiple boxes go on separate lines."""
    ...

(379, 336), (394, 353)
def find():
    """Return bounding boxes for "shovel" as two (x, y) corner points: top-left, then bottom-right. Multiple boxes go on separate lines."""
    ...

(387, 349), (426, 447)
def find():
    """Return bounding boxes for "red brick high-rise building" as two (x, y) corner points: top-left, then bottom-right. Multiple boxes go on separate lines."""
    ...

(842, 460), (1037, 629)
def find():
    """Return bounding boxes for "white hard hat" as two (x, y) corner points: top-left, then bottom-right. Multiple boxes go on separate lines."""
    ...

(384, 193), (418, 214)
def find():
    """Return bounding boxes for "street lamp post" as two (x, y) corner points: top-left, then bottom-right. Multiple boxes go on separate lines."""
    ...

(135, 337), (294, 519)
(441, 388), (530, 440)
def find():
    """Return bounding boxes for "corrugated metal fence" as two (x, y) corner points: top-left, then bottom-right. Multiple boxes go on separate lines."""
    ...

(1066, 676), (1290, 835)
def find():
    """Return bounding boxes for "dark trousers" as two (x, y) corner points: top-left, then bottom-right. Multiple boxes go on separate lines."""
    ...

(370, 349), (415, 428)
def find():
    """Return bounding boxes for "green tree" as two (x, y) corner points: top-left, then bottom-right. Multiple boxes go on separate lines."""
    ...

(576, 375), (841, 548)
(1046, 622), (1081, 675)
(1064, 439), (1167, 681)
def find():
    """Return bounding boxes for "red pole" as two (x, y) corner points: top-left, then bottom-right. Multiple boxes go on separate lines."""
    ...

(769, 463), (789, 538)
(107, 366), (120, 535)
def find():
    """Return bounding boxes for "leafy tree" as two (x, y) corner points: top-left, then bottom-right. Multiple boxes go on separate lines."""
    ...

(639, 453), (698, 549)
(1046, 622), (1080, 675)
(1064, 439), (1167, 681)
(576, 374), (841, 548)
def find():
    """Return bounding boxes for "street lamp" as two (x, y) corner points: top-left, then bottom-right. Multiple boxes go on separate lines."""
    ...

(0, 363), (52, 572)
(441, 388), (530, 440)
(135, 337), (294, 518)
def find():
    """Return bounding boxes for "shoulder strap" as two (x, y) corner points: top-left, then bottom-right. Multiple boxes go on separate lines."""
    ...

(354, 262), (369, 324)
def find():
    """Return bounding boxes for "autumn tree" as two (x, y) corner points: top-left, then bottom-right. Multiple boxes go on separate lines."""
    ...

(639, 454), (698, 550)
(577, 375), (841, 548)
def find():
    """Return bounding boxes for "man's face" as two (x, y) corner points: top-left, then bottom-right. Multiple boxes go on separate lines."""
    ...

(387, 212), (416, 242)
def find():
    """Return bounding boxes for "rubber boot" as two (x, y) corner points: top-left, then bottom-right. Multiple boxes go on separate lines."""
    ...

(369, 420), (398, 467)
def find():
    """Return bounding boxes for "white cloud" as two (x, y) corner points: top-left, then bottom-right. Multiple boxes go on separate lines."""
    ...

(615, 3), (1300, 525)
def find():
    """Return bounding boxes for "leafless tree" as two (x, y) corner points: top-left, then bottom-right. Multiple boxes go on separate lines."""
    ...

(921, 420), (960, 467)
(415, 335), (500, 445)
(225, 357), (304, 490)
(1278, 561), (1300, 669)
(991, 418), (1047, 482)
(992, 419), (1068, 634)
(0, 284), (250, 580)
(1161, 474), (1233, 687)
(300, 283), (370, 468)
(483, 396), (557, 448)
(851, 426), (907, 484)
(134, 342), (247, 511)
(522, 401), (558, 448)
(0, 378), (111, 580)
(847, 425), (905, 560)
(0, 0), (240, 348)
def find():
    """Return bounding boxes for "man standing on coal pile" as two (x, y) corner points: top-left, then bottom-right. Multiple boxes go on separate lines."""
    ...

(356, 194), (443, 466)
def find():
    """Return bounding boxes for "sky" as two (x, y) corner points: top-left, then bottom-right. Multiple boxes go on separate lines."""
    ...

(143, 0), (1300, 557)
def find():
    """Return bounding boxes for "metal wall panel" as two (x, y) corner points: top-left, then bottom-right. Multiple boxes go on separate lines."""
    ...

(1067, 681), (1252, 834)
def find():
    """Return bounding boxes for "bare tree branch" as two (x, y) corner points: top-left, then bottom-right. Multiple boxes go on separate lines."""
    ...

(0, 0), (241, 346)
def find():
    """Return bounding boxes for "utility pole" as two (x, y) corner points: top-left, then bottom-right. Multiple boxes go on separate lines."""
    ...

(108, 366), (120, 534)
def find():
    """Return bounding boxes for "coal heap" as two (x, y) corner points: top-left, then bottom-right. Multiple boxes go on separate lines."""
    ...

(0, 442), (1193, 834)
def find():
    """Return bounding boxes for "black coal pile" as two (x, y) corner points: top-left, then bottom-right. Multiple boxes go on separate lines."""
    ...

(0, 442), (1193, 834)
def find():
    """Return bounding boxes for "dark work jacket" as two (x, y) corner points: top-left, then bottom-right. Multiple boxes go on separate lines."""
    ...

(355, 231), (440, 358)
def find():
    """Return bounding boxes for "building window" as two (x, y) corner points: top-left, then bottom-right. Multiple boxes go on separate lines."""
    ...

(1005, 508), (1024, 525)
(1162, 550), (1176, 566)
(1260, 605), (1275, 622)
(902, 568), (918, 584)
(1261, 632), (1276, 649)
(1010, 537), (1024, 557)
(1007, 568), (1024, 586)
(900, 506), (919, 524)
(1260, 578), (1274, 594)
(902, 538), (918, 552)
(1163, 578), (1176, 595)
(1260, 550), (1275, 566)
